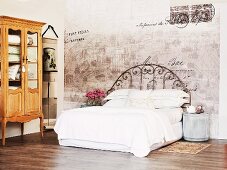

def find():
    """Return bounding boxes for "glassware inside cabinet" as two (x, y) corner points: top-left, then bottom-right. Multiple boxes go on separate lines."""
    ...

(27, 31), (38, 89)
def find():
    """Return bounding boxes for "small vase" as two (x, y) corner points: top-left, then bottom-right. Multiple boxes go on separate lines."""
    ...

(86, 100), (102, 106)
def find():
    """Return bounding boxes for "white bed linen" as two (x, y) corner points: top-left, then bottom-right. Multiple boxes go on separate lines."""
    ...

(154, 108), (183, 124)
(54, 106), (177, 157)
(59, 122), (182, 155)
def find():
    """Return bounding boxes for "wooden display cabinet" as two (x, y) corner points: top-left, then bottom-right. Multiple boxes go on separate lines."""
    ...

(0, 16), (45, 145)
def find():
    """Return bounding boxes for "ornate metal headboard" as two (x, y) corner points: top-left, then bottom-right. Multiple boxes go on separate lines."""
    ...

(107, 63), (191, 104)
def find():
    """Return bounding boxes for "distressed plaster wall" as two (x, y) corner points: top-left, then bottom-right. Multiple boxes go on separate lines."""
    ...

(64, 0), (220, 138)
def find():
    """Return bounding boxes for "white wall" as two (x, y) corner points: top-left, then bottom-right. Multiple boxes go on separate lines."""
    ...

(0, 0), (64, 138)
(218, 3), (227, 139)
(171, 0), (227, 5)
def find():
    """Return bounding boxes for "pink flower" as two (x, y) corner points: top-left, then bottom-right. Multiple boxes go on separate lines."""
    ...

(85, 89), (106, 106)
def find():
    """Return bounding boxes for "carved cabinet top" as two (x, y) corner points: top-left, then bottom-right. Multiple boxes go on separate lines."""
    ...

(0, 16), (45, 28)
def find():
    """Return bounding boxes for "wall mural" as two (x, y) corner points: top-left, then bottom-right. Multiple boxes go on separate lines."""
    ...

(64, 1), (220, 138)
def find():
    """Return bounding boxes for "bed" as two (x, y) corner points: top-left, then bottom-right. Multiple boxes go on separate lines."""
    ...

(54, 63), (190, 157)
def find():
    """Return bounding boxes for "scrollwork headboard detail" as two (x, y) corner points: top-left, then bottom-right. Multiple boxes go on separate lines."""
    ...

(107, 63), (191, 104)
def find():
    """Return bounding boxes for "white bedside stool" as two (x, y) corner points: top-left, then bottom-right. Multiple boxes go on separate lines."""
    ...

(183, 113), (209, 141)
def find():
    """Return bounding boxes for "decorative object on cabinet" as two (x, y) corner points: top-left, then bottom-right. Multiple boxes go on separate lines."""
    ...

(183, 112), (209, 141)
(0, 16), (45, 145)
(42, 27), (58, 129)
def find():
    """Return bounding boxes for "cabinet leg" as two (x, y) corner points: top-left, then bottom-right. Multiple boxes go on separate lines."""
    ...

(39, 116), (44, 138)
(2, 120), (7, 146)
(21, 123), (24, 136)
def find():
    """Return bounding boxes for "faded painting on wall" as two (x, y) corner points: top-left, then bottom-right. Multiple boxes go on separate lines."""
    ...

(64, 0), (219, 138)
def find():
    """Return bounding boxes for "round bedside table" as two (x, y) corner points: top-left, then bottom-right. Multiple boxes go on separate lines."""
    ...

(183, 113), (209, 141)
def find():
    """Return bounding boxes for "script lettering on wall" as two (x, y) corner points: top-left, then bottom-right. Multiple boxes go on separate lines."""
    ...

(168, 4), (215, 28)
(65, 29), (89, 44)
(136, 4), (215, 29)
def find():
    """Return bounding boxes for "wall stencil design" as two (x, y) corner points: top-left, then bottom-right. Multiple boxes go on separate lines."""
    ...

(169, 4), (215, 28)
(64, 0), (220, 138)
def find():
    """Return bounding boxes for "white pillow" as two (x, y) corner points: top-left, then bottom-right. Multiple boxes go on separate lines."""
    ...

(128, 89), (152, 99)
(104, 89), (137, 100)
(103, 99), (127, 107)
(150, 89), (189, 98)
(126, 98), (155, 110)
(151, 97), (188, 108)
(8, 65), (20, 80)
(126, 97), (187, 109)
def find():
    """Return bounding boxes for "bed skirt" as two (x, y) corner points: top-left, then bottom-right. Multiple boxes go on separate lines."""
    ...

(58, 122), (182, 156)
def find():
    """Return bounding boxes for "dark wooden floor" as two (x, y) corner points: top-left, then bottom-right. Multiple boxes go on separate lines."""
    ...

(0, 131), (227, 170)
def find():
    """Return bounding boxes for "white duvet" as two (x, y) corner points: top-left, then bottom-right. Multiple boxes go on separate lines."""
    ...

(54, 106), (176, 157)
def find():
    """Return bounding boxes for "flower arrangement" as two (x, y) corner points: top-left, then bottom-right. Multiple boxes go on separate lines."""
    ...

(85, 89), (106, 106)
(195, 105), (204, 114)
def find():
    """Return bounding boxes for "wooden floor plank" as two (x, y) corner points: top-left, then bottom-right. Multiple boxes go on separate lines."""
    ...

(0, 131), (227, 170)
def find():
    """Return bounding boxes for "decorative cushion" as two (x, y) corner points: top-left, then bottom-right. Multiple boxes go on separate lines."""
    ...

(150, 97), (188, 108)
(104, 89), (137, 100)
(150, 89), (189, 98)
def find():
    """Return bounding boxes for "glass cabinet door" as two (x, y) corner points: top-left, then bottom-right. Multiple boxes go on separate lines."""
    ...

(25, 30), (40, 114)
(7, 27), (24, 117)
(8, 28), (22, 90)
(27, 31), (38, 89)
